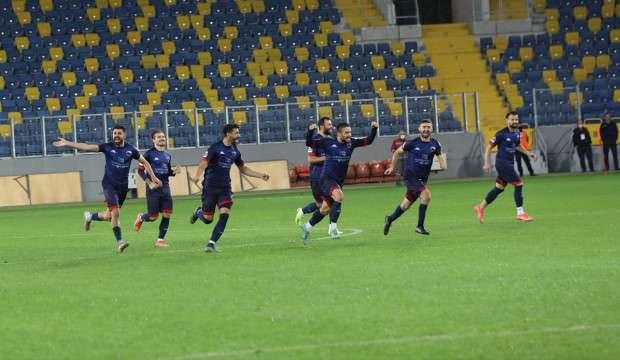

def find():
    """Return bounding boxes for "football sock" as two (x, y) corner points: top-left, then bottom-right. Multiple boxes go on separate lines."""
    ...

(197, 208), (213, 224)
(141, 213), (155, 222)
(91, 212), (103, 221)
(308, 209), (325, 226)
(387, 205), (405, 223)
(517, 207), (525, 215)
(514, 185), (524, 208)
(158, 217), (170, 239)
(302, 202), (318, 214)
(210, 213), (229, 242)
(112, 226), (122, 242)
(418, 204), (428, 227)
(329, 201), (342, 223)
(484, 187), (504, 205)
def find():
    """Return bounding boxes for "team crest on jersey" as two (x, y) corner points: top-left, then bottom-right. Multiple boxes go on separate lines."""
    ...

(126, 151), (133, 156)
(154, 157), (159, 161)
(431, 147), (436, 152)
(110, 149), (116, 154)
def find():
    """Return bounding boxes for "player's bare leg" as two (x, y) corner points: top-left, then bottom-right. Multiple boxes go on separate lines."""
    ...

(84, 209), (111, 231)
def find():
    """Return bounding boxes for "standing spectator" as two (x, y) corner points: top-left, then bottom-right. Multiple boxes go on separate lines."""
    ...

(390, 131), (407, 185)
(572, 119), (594, 172)
(599, 113), (619, 171)
(515, 126), (535, 176)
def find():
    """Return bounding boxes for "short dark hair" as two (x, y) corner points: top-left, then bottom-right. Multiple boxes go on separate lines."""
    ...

(505, 111), (518, 118)
(420, 119), (432, 124)
(112, 125), (126, 132)
(336, 122), (350, 132)
(318, 116), (331, 127)
(150, 129), (164, 139)
(222, 123), (240, 136)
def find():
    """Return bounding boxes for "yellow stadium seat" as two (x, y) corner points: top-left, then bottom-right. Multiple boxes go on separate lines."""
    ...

(542, 69), (556, 83)
(336, 45), (350, 60)
(65, 108), (81, 121)
(176, 15), (190, 31)
(412, 53), (425, 67)
(218, 38), (232, 53)
(25, 87), (40, 101)
(318, 106), (332, 118)
(596, 54), (610, 69)
(119, 69), (134, 84)
(306, 0), (319, 11)
(232, 111), (247, 125)
(573, 6), (587, 21)
(260, 62), (275, 75)
(0, 50), (6, 64)
(15, 36), (30, 51)
(341, 31), (355, 46)
(252, 0), (265, 13)
(391, 42), (405, 56)
(87, 7), (101, 21)
(546, 20), (559, 34)
(388, 102), (403, 116)
(237, 0), (251, 14)
(601, 3), (614, 18)
(57, 120), (72, 134)
(232, 87), (247, 101)
(371, 55), (385, 70)
(565, 32), (579, 46)
(247, 62), (261, 77)
(274, 61), (288, 76)
(197, 51), (212, 65)
(141, 55), (156, 69)
(495, 73), (511, 89)
(487, 49), (500, 63)
(292, 0), (304, 10)
(494, 35), (508, 52)
(0, 124), (10, 137)
(296, 72), (310, 86)
(259, 36), (273, 49)
(37, 22), (51, 37)
(338, 93), (352, 104)
(268, 48), (281, 61)
(16, 11), (31, 25)
(253, 49), (268, 63)
(0, 76), (4, 90)
(519, 47), (533, 62)
(279, 23), (292, 37)
(508, 95), (524, 108)
(295, 96), (311, 109)
(582, 55), (596, 73)
(372, 80), (387, 93)
(190, 64), (204, 79)
(253, 97), (268, 109)
(508, 60), (523, 74)
(84, 58), (99, 74)
(393, 67), (406, 81)
(196, 78), (212, 90)
(316, 58), (330, 73)
(85, 33), (100, 46)
(162, 40), (176, 55)
(46, 98), (61, 112)
(380, 90), (395, 99)
(196, 27), (211, 41)
(218, 63), (232, 78)
(62, 72), (77, 87)
(275, 85), (289, 99)
(314, 33), (328, 47)
(415, 78), (429, 91)
(320, 21), (333, 34)
(533, 0), (546, 12)
(156, 54), (170, 68)
(109, 106), (125, 120)
(549, 45), (563, 60)
(155, 80), (170, 93)
(569, 92), (583, 107)
(614, 89), (620, 103)
(253, 75), (268, 88)
(135, 16), (149, 31)
(41, 60), (56, 75)
(573, 68), (587, 83)
(429, 76), (443, 91)
(197, 2), (211, 15)
(83, 84), (98, 97)
(224, 26), (239, 39)
(107, 18), (121, 34)
(317, 83), (331, 97)
(360, 104), (375, 118)
(337, 70), (351, 84)
(49, 47), (64, 61)
(588, 17), (602, 33)
(545, 8), (559, 21)
(106, 44), (120, 60)
(176, 65), (190, 80)
(286, 9), (299, 23)
(12, 0), (26, 12)
(127, 31), (141, 46)
(109, 0), (122, 9)
(548, 80), (564, 95)
(295, 47), (309, 61)
(611, 29), (620, 43)
(71, 34), (85, 47)
(75, 96), (90, 110)
(39, 0), (53, 12)
(147, 92), (161, 105)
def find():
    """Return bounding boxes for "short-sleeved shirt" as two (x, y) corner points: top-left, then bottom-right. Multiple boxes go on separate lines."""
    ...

(313, 136), (371, 185)
(202, 141), (244, 189)
(308, 133), (327, 181)
(491, 127), (520, 165)
(98, 142), (140, 188)
(142, 147), (174, 190)
(403, 137), (442, 183)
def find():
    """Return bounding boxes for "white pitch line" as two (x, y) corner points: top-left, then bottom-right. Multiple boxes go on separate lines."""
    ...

(164, 323), (620, 360)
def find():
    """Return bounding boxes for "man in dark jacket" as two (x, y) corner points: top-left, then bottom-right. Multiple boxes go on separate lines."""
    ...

(599, 113), (619, 171)
(573, 119), (594, 172)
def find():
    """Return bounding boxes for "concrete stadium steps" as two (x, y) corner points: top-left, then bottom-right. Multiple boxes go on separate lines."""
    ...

(422, 23), (508, 135)
(334, 0), (387, 29)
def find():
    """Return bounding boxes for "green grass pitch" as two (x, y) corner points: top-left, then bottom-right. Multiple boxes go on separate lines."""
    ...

(1, 173), (619, 359)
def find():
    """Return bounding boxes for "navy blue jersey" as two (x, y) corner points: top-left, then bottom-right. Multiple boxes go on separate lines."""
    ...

(140, 148), (174, 189)
(202, 141), (244, 189)
(307, 133), (327, 181)
(98, 142), (140, 188)
(308, 127), (377, 184)
(491, 127), (521, 164)
(403, 137), (442, 182)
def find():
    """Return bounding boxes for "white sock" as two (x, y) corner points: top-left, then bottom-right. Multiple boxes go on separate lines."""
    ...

(303, 223), (313, 232)
(329, 222), (338, 231)
(516, 207), (524, 215)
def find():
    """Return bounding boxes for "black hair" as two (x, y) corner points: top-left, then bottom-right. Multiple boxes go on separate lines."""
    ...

(336, 122), (350, 132)
(222, 123), (240, 136)
(150, 129), (164, 139)
(112, 125), (126, 132)
(420, 119), (432, 124)
(505, 111), (518, 118)
(318, 116), (331, 127)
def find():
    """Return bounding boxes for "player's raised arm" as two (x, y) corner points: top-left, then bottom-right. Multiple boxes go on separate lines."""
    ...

(352, 121), (378, 148)
(52, 138), (100, 152)
(306, 123), (318, 146)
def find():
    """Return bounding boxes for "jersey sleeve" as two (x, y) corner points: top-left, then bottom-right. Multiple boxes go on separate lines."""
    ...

(202, 145), (216, 162)
(434, 140), (442, 155)
(490, 131), (503, 146)
(97, 143), (107, 153)
(131, 146), (140, 160)
(307, 146), (316, 156)
(351, 126), (377, 148)
(234, 147), (244, 167)
(402, 139), (413, 152)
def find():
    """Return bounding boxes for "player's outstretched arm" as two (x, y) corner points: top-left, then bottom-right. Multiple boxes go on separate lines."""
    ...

(308, 154), (325, 164)
(138, 155), (162, 188)
(52, 138), (99, 152)
(306, 123), (318, 146)
(385, 145), (404, 175)
(238, 164), (270, 181)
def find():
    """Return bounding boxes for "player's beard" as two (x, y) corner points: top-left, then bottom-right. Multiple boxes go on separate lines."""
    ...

(421, 130), (431, 139)
(509, 123), (519, 130)
(113, 137), (123, 145)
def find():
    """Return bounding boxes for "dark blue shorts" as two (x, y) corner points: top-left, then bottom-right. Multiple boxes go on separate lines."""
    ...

(495, 160), (522, 186)
(202, 186), (233, 216)
(146, 187), (173, 216)
(310, 179), (322, 204)
(405, 178), (427, 202)
(102, 184), (128, 210)
(320, 177), (342, 206)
